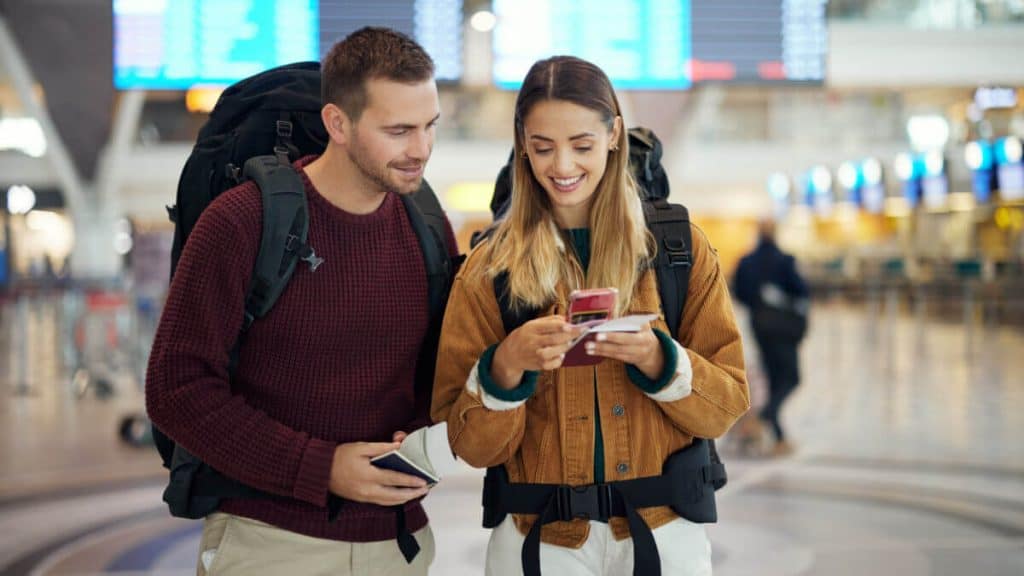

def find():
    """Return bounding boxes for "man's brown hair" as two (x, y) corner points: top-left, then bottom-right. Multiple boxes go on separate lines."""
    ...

(321, 27), (435, 121)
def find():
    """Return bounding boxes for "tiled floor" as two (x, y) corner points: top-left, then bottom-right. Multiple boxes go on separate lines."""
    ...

(1, 293), (1022, 575)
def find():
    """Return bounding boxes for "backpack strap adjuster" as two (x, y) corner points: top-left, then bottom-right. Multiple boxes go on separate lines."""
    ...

(286, 234), (324, 272)
(663, 237), (691, 269)
(276, 120), (293, 139)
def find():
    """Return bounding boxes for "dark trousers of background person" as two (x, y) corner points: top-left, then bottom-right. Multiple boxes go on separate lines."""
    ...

(753, 329), (800, 443)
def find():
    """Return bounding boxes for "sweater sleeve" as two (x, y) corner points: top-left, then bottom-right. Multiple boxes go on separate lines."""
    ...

(145, 188), (336, 507)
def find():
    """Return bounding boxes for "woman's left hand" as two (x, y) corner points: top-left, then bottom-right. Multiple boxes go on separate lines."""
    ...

(585, 324), (665, 380)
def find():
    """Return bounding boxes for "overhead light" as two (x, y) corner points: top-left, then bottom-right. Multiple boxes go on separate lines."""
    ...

(894, 153), (916, 181)
(811, 165), (832, 194)
(965, 141), (993, 171)
(837, 162), (859, 190)
(924, 151), (945, 176)
(907, 115), (950, 151)
(0, 117), (46, 157)
(470, 10), (497, 32)
(999, 136), (1023, 164)
(862, 158), (882, 186)
(6, 184), (36, 215)
(114, 232), (133, 255)
(767, 172), (790, 200)
(25, 209), (62, 231)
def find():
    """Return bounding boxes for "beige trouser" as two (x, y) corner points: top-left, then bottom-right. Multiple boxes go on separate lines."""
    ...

(196, 512), (435, 576)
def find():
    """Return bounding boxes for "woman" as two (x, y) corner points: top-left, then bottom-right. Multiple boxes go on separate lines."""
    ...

(431, 56), (749, 576)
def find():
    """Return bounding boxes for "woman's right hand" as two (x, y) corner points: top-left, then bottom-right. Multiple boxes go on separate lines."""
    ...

(490, 315), (582, 390)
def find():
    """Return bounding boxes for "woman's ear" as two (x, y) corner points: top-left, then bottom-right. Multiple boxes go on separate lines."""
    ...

(610, 116), (624, 152)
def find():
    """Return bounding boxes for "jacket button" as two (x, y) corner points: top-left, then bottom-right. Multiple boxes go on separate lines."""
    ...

(612, 404), (625, 416)
(616, 462), (629, 474)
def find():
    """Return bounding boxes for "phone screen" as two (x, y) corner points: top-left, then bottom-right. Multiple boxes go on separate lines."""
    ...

(570, 310), (610, 325)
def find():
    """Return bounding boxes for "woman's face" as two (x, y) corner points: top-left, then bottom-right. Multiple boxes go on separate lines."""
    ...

(521, 99), (621, 228)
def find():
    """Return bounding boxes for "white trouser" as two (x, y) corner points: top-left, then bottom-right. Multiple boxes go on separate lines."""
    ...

(485, 516), (712, 576)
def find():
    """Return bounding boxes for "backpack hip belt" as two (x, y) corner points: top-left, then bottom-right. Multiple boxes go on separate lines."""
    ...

(482, 438), (723, 576)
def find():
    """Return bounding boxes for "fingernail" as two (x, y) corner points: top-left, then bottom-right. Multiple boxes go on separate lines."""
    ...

(585, 344), (595, 354)
(596, 333), (607, 342)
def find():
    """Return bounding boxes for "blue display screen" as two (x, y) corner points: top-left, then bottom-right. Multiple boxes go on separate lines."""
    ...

(492, 0), (827, 90)
(113, 0), (461, 89)
(493, 0), (693, 90)
(114, 0), (318, 89)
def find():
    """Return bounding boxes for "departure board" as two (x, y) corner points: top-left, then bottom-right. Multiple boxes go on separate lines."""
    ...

(114, 0), (318, 89)
(319, 0), (462, 82)
(493, 0), (827, 89)
(114, 0), (461, 89)
(493, 0), (692, 90)
(690, 0), (827, 83)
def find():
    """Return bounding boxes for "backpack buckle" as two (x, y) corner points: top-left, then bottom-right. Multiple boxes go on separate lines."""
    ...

(276, 120), (293, 139)
(286, 234), (324, 272)
(554, 484), (613, 522)
(663, 238), (691, 269)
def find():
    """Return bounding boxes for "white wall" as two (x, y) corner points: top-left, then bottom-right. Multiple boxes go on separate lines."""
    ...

(829, 22), (1024, 87)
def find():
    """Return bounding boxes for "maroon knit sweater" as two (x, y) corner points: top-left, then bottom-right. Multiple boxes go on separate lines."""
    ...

(146, 156), (456, 541)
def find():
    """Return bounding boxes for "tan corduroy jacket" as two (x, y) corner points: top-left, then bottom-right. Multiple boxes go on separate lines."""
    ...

(431, 225), (749, 548)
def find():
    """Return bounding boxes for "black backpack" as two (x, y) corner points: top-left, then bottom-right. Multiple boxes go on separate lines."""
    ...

(475, 127), (727, 490)
(155, 61), (456, 520)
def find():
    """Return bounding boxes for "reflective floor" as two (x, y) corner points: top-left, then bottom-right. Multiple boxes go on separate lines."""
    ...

(1, 294), (1022, 575)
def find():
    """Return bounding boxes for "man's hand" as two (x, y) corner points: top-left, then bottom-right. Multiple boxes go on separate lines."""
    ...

(328, 441), (429, 506)
(585, 324), (666, 380)
(491, 315), (583, 389)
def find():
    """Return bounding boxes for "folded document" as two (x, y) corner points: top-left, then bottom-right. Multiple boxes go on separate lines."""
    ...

(370, 422), (457, 485)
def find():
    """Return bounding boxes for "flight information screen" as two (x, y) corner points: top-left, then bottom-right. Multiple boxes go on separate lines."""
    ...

(690, 0), (827, 84)
(319, 0), (461, 82)
(492, 0), (827, 89)
(114, 0), (319, 89)
(113, 0), (461, 89)
(493, 0), (693, 90)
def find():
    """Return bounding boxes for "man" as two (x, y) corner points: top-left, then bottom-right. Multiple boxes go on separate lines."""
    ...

(146, 27), (457, 575)
(733, 219), (808, 457)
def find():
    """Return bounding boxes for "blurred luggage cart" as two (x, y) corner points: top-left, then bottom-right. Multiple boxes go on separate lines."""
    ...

(67, 290), (136, 398)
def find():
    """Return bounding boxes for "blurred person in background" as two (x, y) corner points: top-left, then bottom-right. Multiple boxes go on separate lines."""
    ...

(733, 219), (809, 457)
(432, 55), (748, 576)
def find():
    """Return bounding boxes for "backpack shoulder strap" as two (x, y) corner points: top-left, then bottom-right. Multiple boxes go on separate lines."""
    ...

(643, 199), (692, 339)
(402, 183), (456, 320)
(492, 271), (541, 336)
(241, 155), (311, 330)
(643, 200), (727, 490)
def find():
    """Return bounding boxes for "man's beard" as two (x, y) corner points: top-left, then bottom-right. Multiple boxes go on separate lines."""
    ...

(347, 142), (423, 196)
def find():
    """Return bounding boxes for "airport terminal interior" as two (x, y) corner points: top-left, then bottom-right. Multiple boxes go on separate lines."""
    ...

(1, 0), (1023, 574)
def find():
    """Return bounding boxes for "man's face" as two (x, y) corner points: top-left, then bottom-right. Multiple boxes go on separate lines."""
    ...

(346, 77), (440, 195)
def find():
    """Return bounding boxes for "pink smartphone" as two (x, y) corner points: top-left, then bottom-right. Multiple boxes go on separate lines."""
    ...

(563, 288), (618, 367)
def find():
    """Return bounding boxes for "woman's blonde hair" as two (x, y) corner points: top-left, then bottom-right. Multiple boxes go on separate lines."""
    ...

(480, 56), (654, 315)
